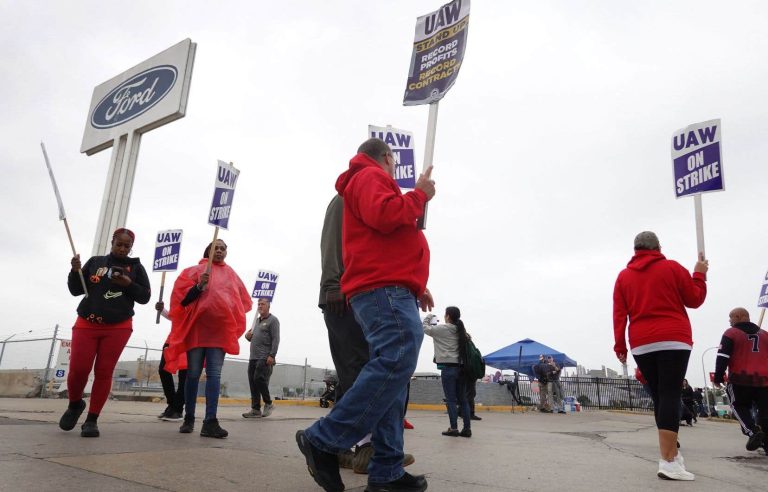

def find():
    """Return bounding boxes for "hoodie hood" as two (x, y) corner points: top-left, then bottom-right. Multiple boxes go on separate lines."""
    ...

(627, 249), (666, 271)
(335, 153), (384, 194)
(733, 321), (761, 335)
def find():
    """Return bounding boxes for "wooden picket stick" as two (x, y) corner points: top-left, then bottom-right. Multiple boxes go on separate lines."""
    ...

(155, 271), (167, 324)
(202, 226), (220, 290)
(41, 142), (88, 297)
(759, 308), (765, 328)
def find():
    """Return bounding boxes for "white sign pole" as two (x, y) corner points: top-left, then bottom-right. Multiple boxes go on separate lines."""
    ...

(417, 101), (439, 230)
(92, 132), (142, 255)
(694, 194), (705, 260)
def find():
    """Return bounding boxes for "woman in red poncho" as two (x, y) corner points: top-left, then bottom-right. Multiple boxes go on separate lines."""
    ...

(164, 239), (252, 438)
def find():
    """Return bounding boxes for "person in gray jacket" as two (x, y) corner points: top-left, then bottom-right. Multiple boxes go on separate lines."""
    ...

(242, 298), (280, 418)
(423, 306), (472, 437)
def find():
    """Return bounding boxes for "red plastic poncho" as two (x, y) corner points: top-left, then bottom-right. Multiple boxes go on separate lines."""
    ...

(163, 259), (253, 373)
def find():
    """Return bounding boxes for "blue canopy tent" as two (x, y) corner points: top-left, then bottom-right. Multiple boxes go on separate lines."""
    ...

(483, 338), (577, 379)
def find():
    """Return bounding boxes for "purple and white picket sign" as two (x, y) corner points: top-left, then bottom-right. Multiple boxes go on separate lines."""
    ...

(671, 119), (724, 198)
(369, 125), (416, 189)
(252, 270), (279, 302)
(153, 229), (183, 272)
(403, 0), (470, 106)
(208, 160), (240, 230)
(670, 118), (724, 260)
(758, 269), (768, 309)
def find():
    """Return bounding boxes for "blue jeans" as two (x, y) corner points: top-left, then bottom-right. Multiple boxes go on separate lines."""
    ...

(184, 347), (225, 422)
(441, 366), (471, 431)
(304, 286), (424, 484)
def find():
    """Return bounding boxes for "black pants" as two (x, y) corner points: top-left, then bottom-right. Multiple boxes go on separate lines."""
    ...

(324, 308), (369, 403)
(727, 383), (768, 437)
(159, 347), (187, 414)
(634, 350), (690, 432)
(247, 359), (273, 409)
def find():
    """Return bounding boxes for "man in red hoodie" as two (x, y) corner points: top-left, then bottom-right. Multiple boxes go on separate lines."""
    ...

(297, 138), (435, 492)
(613, 231), (707, 481)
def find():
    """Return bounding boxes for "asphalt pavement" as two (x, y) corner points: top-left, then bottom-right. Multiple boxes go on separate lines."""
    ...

(0, 398), (765, 491)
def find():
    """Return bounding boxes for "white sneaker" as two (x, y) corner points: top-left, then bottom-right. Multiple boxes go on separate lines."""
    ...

(674, 452), (685, 468)
(261, 403), (274, 418)
(657, 459), (694, 480)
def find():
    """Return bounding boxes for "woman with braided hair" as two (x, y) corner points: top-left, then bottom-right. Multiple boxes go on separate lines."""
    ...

(58, 228), (151, 438)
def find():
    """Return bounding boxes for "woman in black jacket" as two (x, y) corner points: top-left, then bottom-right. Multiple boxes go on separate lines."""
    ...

(58, 228), (151, 438)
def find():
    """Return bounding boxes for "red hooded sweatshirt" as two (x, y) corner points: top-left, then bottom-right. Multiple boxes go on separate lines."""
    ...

(613, 249), (706, 356)
(335, 153), (430, 298)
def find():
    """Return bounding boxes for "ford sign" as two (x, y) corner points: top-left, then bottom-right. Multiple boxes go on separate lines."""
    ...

(90, 65), (178, 129)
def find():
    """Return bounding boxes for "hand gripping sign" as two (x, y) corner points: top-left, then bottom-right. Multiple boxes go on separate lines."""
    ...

(369, 125), (416, 189)
(252, 270), (279, 302)
(153, 229), (183, 323)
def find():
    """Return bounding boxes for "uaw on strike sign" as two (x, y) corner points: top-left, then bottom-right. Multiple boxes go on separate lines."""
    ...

(153, 229), (183, 272)
(758, 269), (768, 309)
(403, 0), (470, 106)
(369, 125), (416, 189)
(671, 119), (724, 198)
(209, 160), (240, 229)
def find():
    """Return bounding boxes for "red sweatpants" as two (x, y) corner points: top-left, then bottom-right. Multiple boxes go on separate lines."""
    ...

(68, 326), (132, 415)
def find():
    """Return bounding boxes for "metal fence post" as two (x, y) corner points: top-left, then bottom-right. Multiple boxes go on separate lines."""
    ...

(627, 378), (633, 410)
(42, 324), (59, 398)
(595, 377), (602, 410)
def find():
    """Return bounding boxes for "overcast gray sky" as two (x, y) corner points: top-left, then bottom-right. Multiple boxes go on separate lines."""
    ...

(2, 1), (768, 387)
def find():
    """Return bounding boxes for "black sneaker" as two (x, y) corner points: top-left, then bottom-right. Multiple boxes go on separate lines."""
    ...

(161, 411), (183, 422)
(747, 429), (765, 451)
(59, 400), (86, 431)
(365, 472), (428, 492)
(158, 406), (172, 419)
(200, 419), (228, 439)
(441, 428), (459, 437)
(179, 417), (194, 434)
(295, 430), (344, 492)
(459, 428), (472, 438)
(81, 421), (100, 438)
(470, 414), (482, 421)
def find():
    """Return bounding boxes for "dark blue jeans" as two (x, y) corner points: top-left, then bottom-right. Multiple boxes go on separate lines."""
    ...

(441, 366), (471, 431)
(185, 347), (225, 422)
(304, 286), (424, 484)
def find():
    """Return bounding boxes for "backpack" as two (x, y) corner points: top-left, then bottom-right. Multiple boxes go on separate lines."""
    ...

(464, 340), (486, 380)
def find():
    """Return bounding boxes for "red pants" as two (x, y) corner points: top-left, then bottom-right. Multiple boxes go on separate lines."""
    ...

(68, 326), (132, 415)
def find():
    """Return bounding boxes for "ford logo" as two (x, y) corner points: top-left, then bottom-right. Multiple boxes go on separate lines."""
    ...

(90, 65), (178, 129)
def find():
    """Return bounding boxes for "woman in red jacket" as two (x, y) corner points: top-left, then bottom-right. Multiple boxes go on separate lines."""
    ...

(164, 239), (252, 439)
(613, 231), (707, 481)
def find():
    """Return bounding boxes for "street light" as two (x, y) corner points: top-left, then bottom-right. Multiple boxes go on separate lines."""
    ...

(701, 346), (719, 417)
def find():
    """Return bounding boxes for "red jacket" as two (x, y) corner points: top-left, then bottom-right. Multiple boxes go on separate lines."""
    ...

(613, 250), (706, 355)
(163, 259), (253, 373)
(335, 153), (430, 298)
